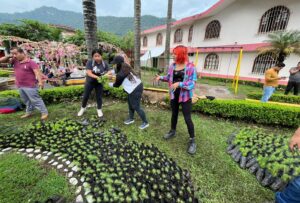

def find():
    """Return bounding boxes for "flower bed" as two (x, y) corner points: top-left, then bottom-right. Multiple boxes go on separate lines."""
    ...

(0, 117), (198, 203)
(227, 128), (300, 191)
(247, 93), (300, 105)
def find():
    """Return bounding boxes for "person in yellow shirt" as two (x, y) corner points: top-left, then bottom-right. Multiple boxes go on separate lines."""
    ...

(261, 63), (286, 102)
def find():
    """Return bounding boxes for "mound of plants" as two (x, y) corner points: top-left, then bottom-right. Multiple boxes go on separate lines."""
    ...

(247, 93), (300, 105)
(227, 128), (300, 191)
(0, 117), (198, 203)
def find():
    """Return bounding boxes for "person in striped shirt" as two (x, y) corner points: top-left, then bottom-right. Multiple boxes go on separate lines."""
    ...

(156, 45), (198, 155)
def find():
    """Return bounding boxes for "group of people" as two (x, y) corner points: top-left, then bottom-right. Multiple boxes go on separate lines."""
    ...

(0, 45), (198, 154)
(1, 45), (300, 201)
(261, 62), (300, 102)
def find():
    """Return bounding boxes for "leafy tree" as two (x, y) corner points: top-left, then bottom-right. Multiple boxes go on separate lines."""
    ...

(260, 30), (300, 63)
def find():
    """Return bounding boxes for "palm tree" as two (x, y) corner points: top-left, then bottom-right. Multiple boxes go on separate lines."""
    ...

(259, 30), (300, 63)
(164, 0), (173, 71)
(134, 0), (141, 77)
(82, 0), (98, 59)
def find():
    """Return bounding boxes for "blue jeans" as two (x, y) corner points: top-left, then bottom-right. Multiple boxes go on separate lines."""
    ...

(276, 177), (300, 203)
(19, 87), (48, 115)
(261, 86), (275, 102)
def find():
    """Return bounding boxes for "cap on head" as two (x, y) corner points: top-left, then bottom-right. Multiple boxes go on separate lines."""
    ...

(112, 55), (125, 65)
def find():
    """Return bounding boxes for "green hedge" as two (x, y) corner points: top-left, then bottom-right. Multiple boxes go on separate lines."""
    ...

(0, 85), (126, 105)
(247, 93), (300, 105)
(1, 85), (299, 127)
(0, 70), (11, 77)
(193, 99), (300, 127)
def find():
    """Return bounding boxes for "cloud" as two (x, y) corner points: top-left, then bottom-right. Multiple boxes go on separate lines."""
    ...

(0, 0), (218, 19)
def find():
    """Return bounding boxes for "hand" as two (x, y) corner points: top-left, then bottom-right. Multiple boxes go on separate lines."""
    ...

(289, 128), (300, 152)
(171, 82), (180, 91)
(154, 74), (161, 82)
(38, 82), (44, 89)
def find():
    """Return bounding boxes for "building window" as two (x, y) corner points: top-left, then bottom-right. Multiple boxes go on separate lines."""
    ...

(174, 29), (183, 43)
(258, 6), (290, 33)
(205, 20), (221, 39)
(252, 53), (277, 75)
(143, 36), (148, 47)
(156, 33), (163, 46)
(204, 53), (219, 70)
(188, 25), (193, 42)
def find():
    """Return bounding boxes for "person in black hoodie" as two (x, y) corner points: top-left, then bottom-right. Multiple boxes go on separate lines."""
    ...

(109, 55), (149, 130)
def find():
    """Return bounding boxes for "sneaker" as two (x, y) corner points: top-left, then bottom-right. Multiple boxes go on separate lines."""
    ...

(41, 114), (48, 121)
(77, 107), (86, 117)
(188, 138), (197, 155)
(97, 109), (103, 118)
(139, 122), (149, 130)
(20, 113), (32, 119)
(164, 130), (176, 140)
(124, 119), (135, 125)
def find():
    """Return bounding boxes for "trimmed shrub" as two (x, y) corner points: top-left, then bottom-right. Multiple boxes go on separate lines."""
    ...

(247, 93), (300, 105)
(0, 85), (127, 105)
(193, 99), (300, 127)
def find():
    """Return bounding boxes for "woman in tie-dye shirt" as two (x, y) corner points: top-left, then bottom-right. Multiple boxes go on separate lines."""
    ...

(156, 45), (197, 155)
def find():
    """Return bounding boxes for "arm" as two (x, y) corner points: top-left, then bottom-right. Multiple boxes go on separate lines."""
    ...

(290, 68), (299, 75)
(179, 67), (197, 90)
(265, 71), (280, 82)
(0, 55), (12, 63)
(33, 69), (44, 88)
(86, 60), (99, 80)
(113, 70), (127, 88)
(289, 128), (300, 152)
(158, 66), (172, 82)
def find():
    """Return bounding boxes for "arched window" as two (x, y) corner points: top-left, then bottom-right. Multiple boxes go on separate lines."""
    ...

(143, 36), (148, 47)
(252, 53), (277, 75)
(205, 20), (221, 39)
(188, 25), (193, 42)
(204, 53), (219, 71)
(174, 29), (183, 43)
(258, 6), (290, 33)
(156, 33), (163, 46)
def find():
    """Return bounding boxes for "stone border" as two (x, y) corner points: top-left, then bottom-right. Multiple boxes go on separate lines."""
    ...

(0, 147), (92, 203)
(226, 133), (287, 192)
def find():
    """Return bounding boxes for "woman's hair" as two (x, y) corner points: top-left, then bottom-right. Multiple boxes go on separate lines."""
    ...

(173, 45), (188, 64)
(122, 63), (137, 82)
(92, 49), (103, 57)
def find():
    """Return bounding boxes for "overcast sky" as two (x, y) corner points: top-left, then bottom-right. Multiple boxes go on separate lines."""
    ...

(0, 0), (218, 19)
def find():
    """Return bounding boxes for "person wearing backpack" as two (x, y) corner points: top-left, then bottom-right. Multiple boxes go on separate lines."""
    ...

(109, 55), (149, 130)
(77, 49), (109, 117)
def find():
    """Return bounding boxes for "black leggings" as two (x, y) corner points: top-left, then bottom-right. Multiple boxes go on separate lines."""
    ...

(82, 81), (103, 109)
(128, 84), (148, 123)
(285, 81), (300, 96)
(170, 89), (195, 138)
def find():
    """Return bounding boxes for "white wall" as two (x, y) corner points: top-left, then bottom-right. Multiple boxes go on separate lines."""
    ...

(142, 0), (300, 48)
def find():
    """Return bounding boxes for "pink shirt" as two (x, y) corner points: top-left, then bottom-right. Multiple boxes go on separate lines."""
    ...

(12, 58), (39, 88)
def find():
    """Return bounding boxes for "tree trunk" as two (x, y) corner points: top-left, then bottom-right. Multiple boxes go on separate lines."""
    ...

(82, 0), (98, 59)
(134, 0), (141, 77)
(164, 0), (173, 72)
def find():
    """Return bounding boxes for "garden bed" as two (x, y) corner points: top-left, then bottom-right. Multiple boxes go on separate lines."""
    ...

(227, 128), (300, 191)
(247, 93), (300, 105)
(0, 116), (199, 203)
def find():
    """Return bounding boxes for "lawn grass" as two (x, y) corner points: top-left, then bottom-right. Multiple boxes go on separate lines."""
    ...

(0, 99), (296, 203)
(0, 153), (75, 203)
(140, 70), (285, 98)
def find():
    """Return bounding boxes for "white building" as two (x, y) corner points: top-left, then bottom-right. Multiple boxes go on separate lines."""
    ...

(140, 0), (300, 85)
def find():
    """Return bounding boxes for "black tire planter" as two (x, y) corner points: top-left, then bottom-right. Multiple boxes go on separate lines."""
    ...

(227, 133), (287, 192)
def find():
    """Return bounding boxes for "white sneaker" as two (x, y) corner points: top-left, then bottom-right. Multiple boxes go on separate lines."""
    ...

(97, 109), (103, 117)
(77, 107), (86, 117)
